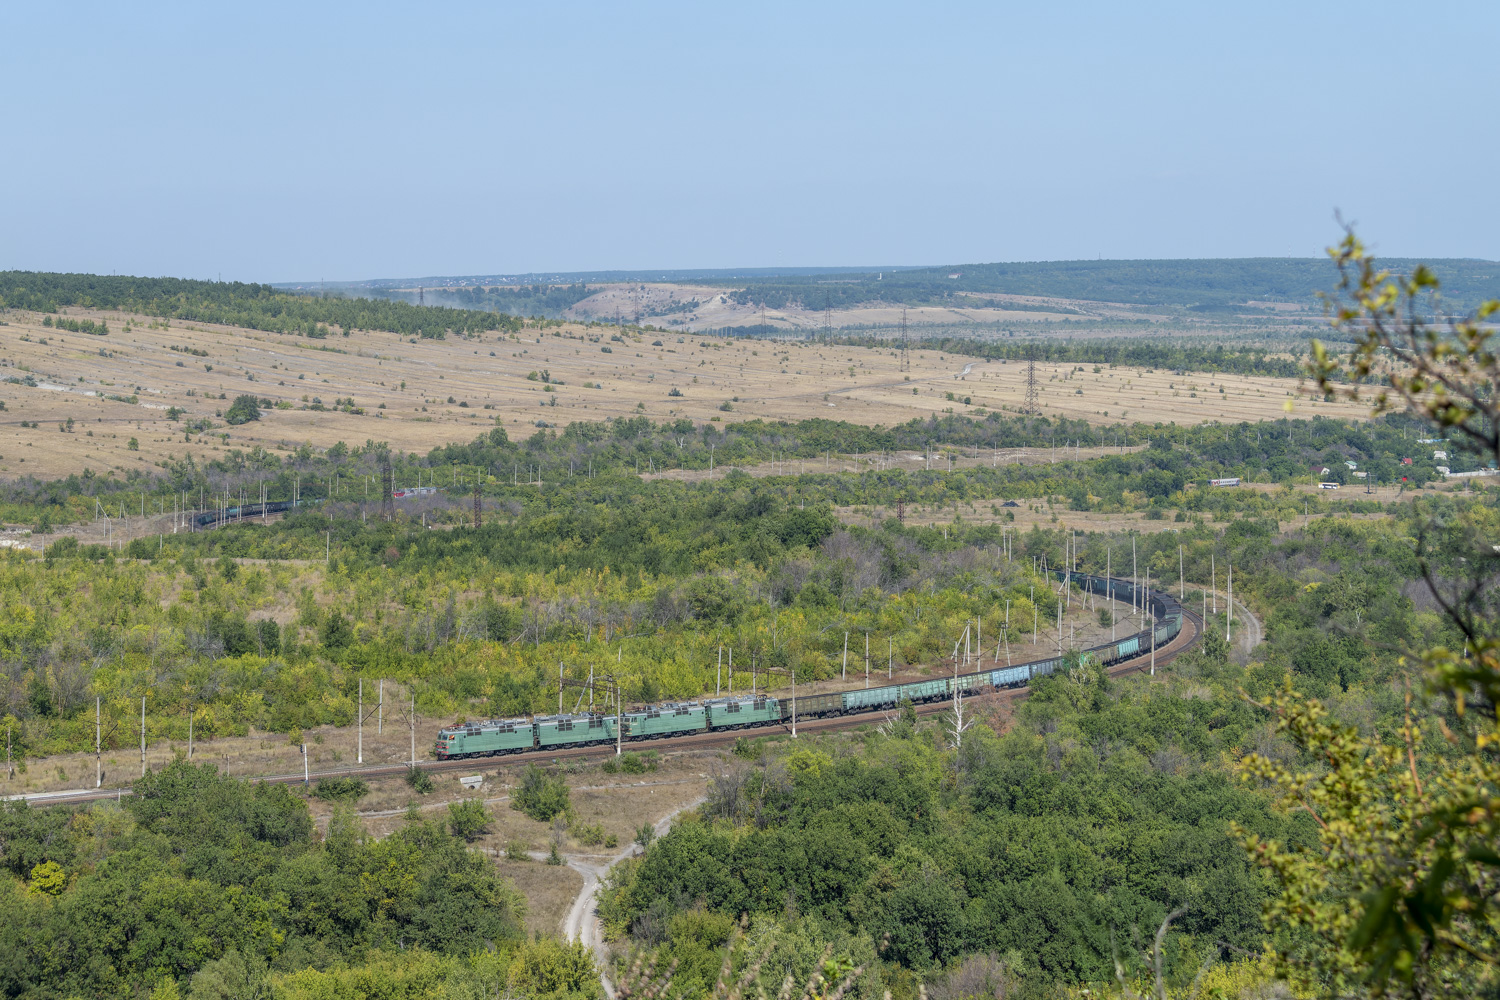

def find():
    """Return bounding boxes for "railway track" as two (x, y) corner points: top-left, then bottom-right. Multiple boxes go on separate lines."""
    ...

(13, 604), (1203, 808)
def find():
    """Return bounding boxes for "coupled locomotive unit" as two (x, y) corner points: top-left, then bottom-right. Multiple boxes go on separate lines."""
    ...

(435, 693), (782, 759)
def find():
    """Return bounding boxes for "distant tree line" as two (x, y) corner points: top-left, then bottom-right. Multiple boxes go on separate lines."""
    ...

(0, 271), (520, 339)
(371, 283), (597, 320)
(0, 408), (1465, 530)
(709, 256), (1500, 311)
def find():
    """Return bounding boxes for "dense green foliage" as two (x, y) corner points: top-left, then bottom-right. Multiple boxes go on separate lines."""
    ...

(223, 394), (261, 426)
(599, 668), (1310, 993)
(0, 271), (519, 339)
(512, 764), (570, 823)
(0, 760), (529, 999)
(587, 500), (1494, 995)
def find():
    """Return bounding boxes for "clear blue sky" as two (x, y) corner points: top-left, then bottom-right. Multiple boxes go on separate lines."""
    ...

(4, 1), (1494, 282)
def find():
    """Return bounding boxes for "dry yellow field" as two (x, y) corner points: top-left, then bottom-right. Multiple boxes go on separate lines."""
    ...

(0, 306), (1367, 478)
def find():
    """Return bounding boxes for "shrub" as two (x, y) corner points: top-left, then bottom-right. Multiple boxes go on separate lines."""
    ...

(506, 840), (530, 861)
(570, 818), (606, 846)
(447, 798), (492, 841)
(512, 763), (569, 821)
(619, 752), (646, 775)
(313, 776), (369, 802)
(224, 394), (261, 425)
(405, 766), (434, 794)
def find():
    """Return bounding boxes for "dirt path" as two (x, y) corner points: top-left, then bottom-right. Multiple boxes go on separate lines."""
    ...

(561, 796), (706, 998)
(1193, 587), (1264, 659)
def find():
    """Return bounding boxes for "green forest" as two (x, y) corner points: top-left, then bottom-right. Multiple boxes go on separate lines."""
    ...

(713, 257), (1500, 312)
(0, 759), (600, 1000)
(0, 273), (520, 340)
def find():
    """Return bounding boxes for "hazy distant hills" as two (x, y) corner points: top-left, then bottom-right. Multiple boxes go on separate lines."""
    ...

(289, 257), (1500, 318)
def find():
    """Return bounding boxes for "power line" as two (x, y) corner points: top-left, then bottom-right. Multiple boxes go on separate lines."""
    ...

(1023, 346), (1040, 415)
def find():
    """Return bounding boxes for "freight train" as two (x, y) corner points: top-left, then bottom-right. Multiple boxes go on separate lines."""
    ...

(191, 498), (315, 529)
(434, 572), (1185, 760)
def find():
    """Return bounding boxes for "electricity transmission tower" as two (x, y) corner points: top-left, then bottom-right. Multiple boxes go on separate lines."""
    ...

(898, 307), (910, 372)
(380, 455), (395, 521)
(1023, 348), (1040, 415)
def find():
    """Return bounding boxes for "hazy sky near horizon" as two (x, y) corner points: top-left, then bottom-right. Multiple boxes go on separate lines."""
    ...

(4, 1), (1495, 282)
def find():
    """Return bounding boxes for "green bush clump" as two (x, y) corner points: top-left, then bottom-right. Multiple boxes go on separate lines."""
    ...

(405, 766), (434, 794)
(447, 798), (492, 841)
(313, 776), (369, 802)
(224, 394), (261, 425)
(512, 763), (569, 822)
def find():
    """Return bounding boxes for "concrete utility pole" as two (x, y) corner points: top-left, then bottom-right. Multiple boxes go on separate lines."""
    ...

(841, 632), (849, 681)
(95, 697), (101, 788)
(358, 678), (363, 764)
(1180, 545), (1185, 599)
(140, 696), (146, 776)
(1211, 553), (1217, 613)
(410, 691), (416, 767)
(1148, 565), (1155, 676)
(790, 666), (797, 738)
(378, 679), (383, 734)
(1227, 562), (1234, 643)
(1108, 548), (1115, 641)
(864, 633), (870, 688)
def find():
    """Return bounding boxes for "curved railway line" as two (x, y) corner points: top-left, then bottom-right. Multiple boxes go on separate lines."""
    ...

(14, 584), (1203, 808)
